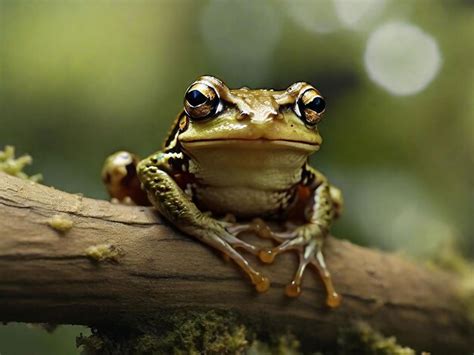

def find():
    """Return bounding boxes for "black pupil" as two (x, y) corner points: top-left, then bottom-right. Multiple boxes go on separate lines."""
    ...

(307, 97), (325, 113)
(186, 90), (207, 106)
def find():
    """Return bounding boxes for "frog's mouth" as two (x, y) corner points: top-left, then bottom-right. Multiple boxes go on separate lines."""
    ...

(181, 138), (320, 152)
(180, 138), (317, 177)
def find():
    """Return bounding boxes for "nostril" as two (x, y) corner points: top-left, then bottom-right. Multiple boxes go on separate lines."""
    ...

(237, 112), (252, 120)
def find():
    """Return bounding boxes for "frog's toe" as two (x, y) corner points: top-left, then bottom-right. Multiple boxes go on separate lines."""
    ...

(309, 250), (341, 308)
(207, 225), (269, 293)
(258, 248), (277, 264)
(283, 240), (315, 297)
(248, 218), (274, 239)
(258, 234), (306, 264)
(285, 281), (302, 297)
(221, 213), (237, 223)
(325, 291), (342, 308)
(253, 272), (271, 293)
(221, 228), (259, 256)
(226, 218), (276, 240)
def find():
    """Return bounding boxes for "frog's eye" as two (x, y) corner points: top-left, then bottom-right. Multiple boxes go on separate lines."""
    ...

(184, 82), (220, 120)
(294, 89), (326, 126)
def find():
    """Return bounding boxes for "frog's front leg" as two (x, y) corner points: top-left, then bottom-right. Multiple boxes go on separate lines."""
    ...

(257, 166), (342, 307)
(137, 152), (270, 293)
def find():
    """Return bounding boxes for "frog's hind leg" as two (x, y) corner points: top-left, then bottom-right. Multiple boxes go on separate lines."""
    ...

(101, 151), (150, 205)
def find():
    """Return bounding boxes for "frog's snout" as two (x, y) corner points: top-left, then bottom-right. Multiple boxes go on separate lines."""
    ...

(239, 111), (282, 125)
(250, 114), (274, 125)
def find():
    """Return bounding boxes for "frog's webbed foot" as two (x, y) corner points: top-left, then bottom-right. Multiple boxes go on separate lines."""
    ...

(220, 223), (260, 256)
(227, 218), (283, 241)
(204, 220), (270, 293)
(286, 240), (341, 308)
(256, 224), (341, 308)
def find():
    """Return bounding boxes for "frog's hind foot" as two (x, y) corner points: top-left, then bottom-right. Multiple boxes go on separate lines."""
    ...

(202, 221), (271, 293)
(284, 240), (341, 308)
(227, 218), (292, 243)
(221, 228), (260, 256)
(227, 219), (341, 304)
(220, 236), (270, 293)
(102, 151), (150, 206)
(257, 226), (341, 308)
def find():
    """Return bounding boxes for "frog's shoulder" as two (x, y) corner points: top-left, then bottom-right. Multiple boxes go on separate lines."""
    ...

(163, 111), (186, 151)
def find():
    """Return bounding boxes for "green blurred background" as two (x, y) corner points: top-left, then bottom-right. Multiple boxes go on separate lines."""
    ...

(0, 0), (472, 353)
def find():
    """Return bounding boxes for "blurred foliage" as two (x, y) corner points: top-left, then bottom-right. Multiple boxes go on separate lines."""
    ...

(0, 0), (472, 353)
(0, 324), (88, 355)
(337, 322), (415, 355)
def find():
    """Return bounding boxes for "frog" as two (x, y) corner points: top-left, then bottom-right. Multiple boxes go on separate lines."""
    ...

(102, 75), (343, 308)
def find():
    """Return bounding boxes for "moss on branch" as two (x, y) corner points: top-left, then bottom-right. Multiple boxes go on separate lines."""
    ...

(76, 310), (417, 355)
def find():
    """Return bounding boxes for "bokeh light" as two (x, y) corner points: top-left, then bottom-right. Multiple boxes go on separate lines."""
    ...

(333, 0), (388, 30)
(284, 0), (340, 34)
(364, 21), (442, 95)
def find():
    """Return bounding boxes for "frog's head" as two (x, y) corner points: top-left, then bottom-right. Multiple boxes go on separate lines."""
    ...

(176, 75), (326, 156)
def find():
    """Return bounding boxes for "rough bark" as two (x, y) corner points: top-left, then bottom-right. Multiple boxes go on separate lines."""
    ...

(0, 172), (472, 353)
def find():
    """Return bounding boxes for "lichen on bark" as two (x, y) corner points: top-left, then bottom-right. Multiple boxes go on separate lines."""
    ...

(0, 145), (42, 182)
(85, 244), (123, 263)
(48, 214), (74, 233)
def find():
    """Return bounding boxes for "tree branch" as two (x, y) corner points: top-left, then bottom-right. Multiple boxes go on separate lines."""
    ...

(0, 172), (472, 353)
